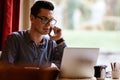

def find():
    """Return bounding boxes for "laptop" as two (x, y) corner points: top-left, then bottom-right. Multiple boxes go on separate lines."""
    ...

(59, 47), (99, 79)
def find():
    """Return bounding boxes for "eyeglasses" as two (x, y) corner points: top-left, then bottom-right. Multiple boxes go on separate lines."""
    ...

(36, 16), (57, 26)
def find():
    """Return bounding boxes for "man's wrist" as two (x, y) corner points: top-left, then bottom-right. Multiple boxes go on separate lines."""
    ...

(55, 38), (64, 45)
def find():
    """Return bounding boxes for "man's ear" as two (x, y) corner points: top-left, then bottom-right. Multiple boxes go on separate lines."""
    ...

(30, 14), (35, 22)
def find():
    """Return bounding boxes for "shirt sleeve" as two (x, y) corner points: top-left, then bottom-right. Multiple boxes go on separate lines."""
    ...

(0, 33), (19, 64)
(51, 41), (67, 68)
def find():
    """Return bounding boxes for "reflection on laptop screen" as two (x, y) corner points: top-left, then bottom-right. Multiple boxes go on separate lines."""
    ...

(60, 47), (99, 79)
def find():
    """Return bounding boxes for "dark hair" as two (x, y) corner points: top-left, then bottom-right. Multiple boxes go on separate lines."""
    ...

(31, 1), (54, 17)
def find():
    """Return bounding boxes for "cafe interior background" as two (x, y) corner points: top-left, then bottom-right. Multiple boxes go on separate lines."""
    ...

(0, 0), (120, 73)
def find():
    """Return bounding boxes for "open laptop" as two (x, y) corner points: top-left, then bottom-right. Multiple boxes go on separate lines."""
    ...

(59, 47), (99, 79)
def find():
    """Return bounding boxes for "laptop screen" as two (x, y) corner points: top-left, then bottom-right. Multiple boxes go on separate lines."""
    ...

(60, 47), (99, 79)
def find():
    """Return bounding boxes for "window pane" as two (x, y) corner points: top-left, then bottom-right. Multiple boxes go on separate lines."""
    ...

(51, 0), (120, 50)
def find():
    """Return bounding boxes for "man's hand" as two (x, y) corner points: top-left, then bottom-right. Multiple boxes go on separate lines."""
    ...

(48, 26), (62, 41)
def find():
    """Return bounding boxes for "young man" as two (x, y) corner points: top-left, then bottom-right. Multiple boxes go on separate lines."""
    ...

(0, 1), (66, 68)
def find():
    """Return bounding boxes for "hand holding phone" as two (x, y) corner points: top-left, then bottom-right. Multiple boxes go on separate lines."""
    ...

(48, 26), (62, 41)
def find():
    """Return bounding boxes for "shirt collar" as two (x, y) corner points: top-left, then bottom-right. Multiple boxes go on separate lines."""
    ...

(24, 30), (33, 44)
(24, 30), (46, 47)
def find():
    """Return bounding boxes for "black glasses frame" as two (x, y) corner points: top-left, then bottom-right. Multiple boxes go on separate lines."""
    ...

(36, 16), (57, 25)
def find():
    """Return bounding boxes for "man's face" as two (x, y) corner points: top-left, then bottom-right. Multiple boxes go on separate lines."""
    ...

(31, 8), (55, 35)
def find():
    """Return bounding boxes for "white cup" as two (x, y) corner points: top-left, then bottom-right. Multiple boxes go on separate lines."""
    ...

(112, 71), (120, 79)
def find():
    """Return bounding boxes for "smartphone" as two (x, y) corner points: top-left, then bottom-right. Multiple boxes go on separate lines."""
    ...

(48, 27), (52, 35)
